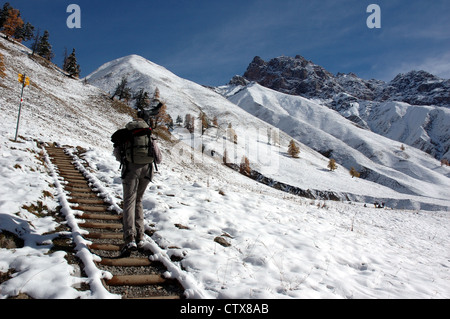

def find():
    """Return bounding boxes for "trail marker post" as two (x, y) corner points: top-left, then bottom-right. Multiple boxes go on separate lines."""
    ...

(15, 73), (30, 141)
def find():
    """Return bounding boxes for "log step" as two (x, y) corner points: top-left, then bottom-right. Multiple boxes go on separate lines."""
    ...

(79, 213), (121, 220)
(79, 222), (122, 230)
(70, 192), (99, 198)
(89, 243), (121, 251)
(72, 205), (108, 212)
(66, 186), (92, 192)
(69, 198), (105, 205)
(67, 181), (89, 187)
(85, 232), (123, 240)
(100, 257), (152, 267)
(106, 275), (166, 286)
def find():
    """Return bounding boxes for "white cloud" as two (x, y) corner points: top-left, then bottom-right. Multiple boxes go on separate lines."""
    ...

(392, 52), (450, 79)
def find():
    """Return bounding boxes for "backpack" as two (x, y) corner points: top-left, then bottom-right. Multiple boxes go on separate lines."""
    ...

(111, 120), (155, 165)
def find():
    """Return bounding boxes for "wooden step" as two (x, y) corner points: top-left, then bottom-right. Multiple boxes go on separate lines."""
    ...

(79, 222), (122, 230)
(89, 243), (121, 251)
(60, 175), (86, 181)
(100, 257), (152, 267)
(70, 194), (101, 200)
(65, 186), (92, 192)
(79, 213), (122, 220)
(69, 198), (105, 205)
(85, 232), (123, 240)
(55, 164), (77, 170)
(67, 181), (89, 188)
(106, 275), (166, 286)
(73, 205), (108, 213)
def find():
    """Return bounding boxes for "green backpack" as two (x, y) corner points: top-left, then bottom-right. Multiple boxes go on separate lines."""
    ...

(124, 120), (154, 165)
(111, 120), (154, 166)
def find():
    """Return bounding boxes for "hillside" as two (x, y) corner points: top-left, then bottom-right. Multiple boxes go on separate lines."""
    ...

(1, 36), (450, 299)
(220, 82), (450, 210)
(0, 36), (133, 149)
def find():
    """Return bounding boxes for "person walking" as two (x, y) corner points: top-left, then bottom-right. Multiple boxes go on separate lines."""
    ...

(112, 116), (162, 257)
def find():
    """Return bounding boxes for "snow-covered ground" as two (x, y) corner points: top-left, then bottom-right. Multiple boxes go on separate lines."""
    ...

(1, 35), (449, 299)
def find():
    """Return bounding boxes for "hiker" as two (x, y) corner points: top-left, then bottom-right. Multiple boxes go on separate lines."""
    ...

(112, 116), (162, 256)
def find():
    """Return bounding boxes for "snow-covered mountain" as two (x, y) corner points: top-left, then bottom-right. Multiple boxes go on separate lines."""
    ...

(243, 55), (450, 107)
(1, 35), (450, 299)
(241, 56), (450, 160)
(86, 55), (450, 211)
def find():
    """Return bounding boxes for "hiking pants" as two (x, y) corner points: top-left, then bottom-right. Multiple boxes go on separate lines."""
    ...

(122, 162), (151, 244)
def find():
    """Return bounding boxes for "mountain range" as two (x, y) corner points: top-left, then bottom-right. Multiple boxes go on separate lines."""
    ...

(236, 55), (450, 161)
(85, 54), (450, 211)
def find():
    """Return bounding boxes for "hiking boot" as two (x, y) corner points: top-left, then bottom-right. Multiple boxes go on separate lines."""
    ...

(137, 240), (147, 252)
(119, 242), (137, 257)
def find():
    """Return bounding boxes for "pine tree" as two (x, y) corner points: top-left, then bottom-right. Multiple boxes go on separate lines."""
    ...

(14, 21), (34, 42)
(327, 159), (337, 171)
(64, 48), (81, 78)
(133, 88), (150, 110)
(0, 53), (6, 78)
(0, 3), (13, 29)
(31, 28), (40, 56)
(2, 8), (23, 40)
(111, 77), (131, 101)
(36, 30), (54, 61)
(288, 139), (300, 158)
(176, 115), (183, 126)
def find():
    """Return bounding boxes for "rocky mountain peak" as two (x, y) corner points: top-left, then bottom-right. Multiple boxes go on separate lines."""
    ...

(383, 70), (450, 106)
(241, 55), (449, 108)
(243, 55), (341, 99)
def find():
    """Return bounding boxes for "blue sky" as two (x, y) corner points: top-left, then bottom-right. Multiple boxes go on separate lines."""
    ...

(4, 0), (450, 85)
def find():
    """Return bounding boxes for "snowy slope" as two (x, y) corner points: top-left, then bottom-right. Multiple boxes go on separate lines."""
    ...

(223, 83), (450, 209)
(343, 99), (450, 161)
(1, 37), (450, 299)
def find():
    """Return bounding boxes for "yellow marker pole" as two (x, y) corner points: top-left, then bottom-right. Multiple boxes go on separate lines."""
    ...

(15, 74), (29, 141)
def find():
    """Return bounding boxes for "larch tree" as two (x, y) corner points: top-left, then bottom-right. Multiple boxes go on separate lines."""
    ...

(350, 167), (360, 178)
(328, 159), (337, 171)
(287, 139), (300, 158)
(199, 111), (209, 135)
(185, 113), (195, 133)
(2, 8), (23, 40)
(240, 156), (251, 176)
(0, 53), (6, 78)
(153, 103), (171, 129)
